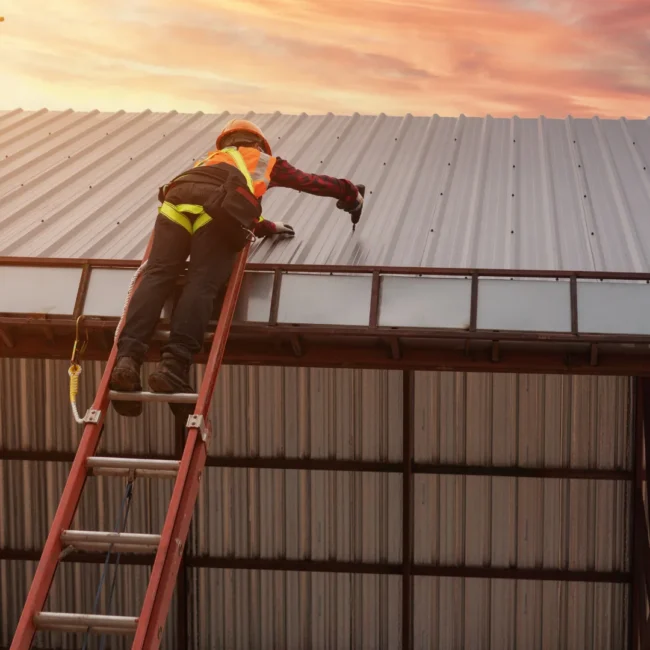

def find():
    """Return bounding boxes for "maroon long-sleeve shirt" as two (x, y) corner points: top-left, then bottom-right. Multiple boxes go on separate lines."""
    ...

(269, 158), (358, 203)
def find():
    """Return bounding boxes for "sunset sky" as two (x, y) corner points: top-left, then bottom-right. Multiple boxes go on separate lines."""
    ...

(1, 0), (649, 118)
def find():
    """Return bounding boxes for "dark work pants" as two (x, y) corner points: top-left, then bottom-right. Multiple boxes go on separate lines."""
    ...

(117, 213), (237, 364)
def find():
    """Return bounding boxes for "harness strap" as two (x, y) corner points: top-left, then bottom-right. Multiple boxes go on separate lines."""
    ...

(158, 201), (211, 235)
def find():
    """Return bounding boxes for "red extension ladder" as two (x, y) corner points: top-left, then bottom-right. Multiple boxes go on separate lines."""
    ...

(10, 234), (250, 649)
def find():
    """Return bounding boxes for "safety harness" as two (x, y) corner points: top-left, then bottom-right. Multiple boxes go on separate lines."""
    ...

(158, 147), (263, 238)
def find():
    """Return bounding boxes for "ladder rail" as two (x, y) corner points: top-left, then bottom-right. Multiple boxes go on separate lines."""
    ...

(133, 243), (250, 649)
(11, 236), (249, 650)
(9, 235), (155, 650)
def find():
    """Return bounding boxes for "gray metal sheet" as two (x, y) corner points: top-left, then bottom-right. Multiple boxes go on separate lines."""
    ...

(82, 267), (139, 317)
(1, 110), (650, 274)
(412, 578), (627, 650)
(578, 280), (650, 335)
(233, 272), (274, 323)
(0, 360), (632, 650)
(0, 266), (81, 314)
(277, 273), (372, 326)
(378, 276), (472, 329)
(477, 278), (571, 332)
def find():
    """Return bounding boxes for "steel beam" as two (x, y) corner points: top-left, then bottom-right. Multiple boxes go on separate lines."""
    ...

(402, 370), (414, 650)
(0, 548), (632, 583)
(0, 447), (632, 480)
(5, 328), (650, 376)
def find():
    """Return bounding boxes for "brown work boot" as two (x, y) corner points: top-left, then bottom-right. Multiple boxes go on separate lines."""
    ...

(109, 356), (143, 417)
(148, 352), (196, 421)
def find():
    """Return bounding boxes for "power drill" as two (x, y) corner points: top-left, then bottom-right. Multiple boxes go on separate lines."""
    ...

(350, 184), (365, 233)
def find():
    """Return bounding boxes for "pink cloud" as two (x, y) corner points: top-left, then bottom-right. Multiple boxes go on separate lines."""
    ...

(0, 0), (648, 118)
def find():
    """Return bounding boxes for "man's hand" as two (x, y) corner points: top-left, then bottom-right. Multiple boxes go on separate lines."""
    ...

(254, 219), (295, 238)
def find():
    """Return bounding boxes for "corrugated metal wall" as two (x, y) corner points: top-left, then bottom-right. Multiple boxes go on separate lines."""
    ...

(0, 360), (632, 648)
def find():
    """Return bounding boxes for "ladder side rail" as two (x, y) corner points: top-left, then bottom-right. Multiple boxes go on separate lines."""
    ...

(132, 243), (250, 649)
(10, 234), (155, 650)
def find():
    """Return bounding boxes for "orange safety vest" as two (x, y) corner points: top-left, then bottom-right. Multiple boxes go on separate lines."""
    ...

(193, 146), (278, 199)
(158, 146), (277, 235)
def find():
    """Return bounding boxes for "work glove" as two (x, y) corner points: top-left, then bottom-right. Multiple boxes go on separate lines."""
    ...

(253, 219), (295, 238)
(336, 184), (365, 230)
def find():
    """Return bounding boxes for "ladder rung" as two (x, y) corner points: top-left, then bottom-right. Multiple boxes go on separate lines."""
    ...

(87, 456), (180, 478)
(109, 390), (198, 404)
(34, 612), (138, 634)
(61, 530), (161, 553)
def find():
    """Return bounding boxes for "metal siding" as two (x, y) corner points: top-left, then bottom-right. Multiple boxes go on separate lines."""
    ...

(190, 570), (402, 650)
(412, 372), (631, 469)
(1, 559), (177, 649)
(412, 578), (628, 650)
(0, 109), (649, 269)
(0, 359), (633, 648)
(413, 372), (631, 572)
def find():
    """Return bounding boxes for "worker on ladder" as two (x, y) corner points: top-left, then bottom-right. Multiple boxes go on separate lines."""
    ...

(110, 119), (364, 417)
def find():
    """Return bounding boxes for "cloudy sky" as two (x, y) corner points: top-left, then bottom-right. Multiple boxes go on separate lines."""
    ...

(1, 0), (649, 117)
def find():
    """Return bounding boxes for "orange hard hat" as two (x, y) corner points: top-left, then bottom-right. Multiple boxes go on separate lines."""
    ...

(216, 119), (272, 155)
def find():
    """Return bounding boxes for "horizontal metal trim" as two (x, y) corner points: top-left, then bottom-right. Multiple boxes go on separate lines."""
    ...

(3, 329), (650, 375)
(0, 449), (631, 480)
(0, 548), (629, 584)
(2, 256), (650, 281)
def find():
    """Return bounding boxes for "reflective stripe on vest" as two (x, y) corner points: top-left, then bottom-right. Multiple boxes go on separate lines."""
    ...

(194, 146), (276, 199)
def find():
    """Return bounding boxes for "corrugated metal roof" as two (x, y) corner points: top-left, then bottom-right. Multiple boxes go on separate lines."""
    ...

(1, 108), (649, 270)
(0, 359), (632, 648)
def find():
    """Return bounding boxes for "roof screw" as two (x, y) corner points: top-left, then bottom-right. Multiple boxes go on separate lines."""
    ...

(440, 192), (443, 196)
(510, 230), (514, 234)
(591, 231), (595, 235)
(512, 165), (515, 168)
(584, 194), (587, 198)
(511, 193), (515, 197)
